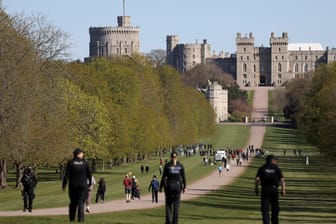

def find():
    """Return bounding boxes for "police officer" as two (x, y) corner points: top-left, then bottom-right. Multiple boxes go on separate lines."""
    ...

(255, 155), (286, 224)
(159, 151), (186, 224)
(62, 148), (92, 222)
(20, 167), (37, 212)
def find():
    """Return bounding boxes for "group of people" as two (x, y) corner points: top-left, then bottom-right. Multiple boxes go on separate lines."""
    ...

(19, 146), (286, 224)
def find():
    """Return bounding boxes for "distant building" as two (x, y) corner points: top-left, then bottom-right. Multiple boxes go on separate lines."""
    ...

(87, 15), (140, 59)
(166, 32), (336, 87)
(235, 32), (336, 87)
(166, 35), (211, 73)
(206, 81), (228, 123)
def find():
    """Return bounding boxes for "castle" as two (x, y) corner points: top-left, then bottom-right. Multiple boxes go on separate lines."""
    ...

(167, 32), (336, 87)
(88, 15), (139, 58)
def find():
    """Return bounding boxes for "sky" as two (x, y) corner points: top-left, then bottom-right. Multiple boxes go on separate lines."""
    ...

(3, 0), (336, 61)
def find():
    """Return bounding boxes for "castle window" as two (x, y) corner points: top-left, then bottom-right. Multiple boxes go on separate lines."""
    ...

(247, 56), (249, 60)
(125, 48), (128, 54)
(243, 74), (247, 79)
(275, 56), (278, 60)
(193, 61), (196, 65)
(282, 56), (284, 60)
(254, 64), (257, 72)
(294, 63), (299, 73)
(278, 73), (282, 79)
(304, 63), (308, 72)
(316, 55), (318, 60)
(295, 56), (298, 60)
(241, 56), (243, 60)
(244, 48), (246, 52)
(305, 55), (308, 60)
(278, 63), (282, 72)
(243, 63), (247, 72)
(279, 48), (281, 52)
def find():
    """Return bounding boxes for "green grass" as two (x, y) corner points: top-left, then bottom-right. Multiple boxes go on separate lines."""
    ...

(199, 124), (250, 149)
(1, 125), (335, 224)
(0, 124), (249, 211)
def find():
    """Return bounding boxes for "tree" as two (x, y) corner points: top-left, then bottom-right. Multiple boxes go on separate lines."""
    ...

(145, 49), (166, 67)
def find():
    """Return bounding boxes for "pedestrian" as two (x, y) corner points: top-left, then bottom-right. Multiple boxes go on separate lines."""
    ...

(218, 165), (223, 177)
(131, 176), (137, 200)
(62, 148), (92, 222)
(95, 177), (106, 203)
(86, 175), (96, 213)
(255, 155), (286, 224)
(159, 151), (186, 224)
(145, 165), (149, 174)
(148, 175), (160, 203)
(305, 155), (309, 166)
(20, 167), (37, 212)
(123, 174), (132, 203)
(140, 165), (144, 174)
(159, 164), (163, 175)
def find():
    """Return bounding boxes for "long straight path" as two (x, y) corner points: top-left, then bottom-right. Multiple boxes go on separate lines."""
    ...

(0, 87), (269, 217)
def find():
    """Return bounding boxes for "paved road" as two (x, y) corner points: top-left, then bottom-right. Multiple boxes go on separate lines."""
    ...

(0, 87), (269, 217)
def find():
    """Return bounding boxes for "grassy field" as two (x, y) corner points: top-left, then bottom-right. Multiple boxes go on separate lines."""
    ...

(0, 124), (249, 211)
(1, 125), (335, 224)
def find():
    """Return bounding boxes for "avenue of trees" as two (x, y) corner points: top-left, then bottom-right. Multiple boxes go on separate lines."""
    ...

(0, 8), (215, 187)
(279, 62), (336, 160)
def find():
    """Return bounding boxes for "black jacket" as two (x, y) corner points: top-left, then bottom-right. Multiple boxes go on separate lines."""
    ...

(159, 160), (186, 190)
(62, 157), (92, 189)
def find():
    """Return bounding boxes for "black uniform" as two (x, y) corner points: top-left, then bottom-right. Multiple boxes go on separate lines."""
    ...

(159, 160), (186, 224)
(256, 162), (283, 224)
(63, 155), (92, 222)
(20, 167), (37, 212)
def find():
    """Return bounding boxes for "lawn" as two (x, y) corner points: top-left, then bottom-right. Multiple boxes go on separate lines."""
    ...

(0, 124), (250, 211)
(1, 125), (335, 224)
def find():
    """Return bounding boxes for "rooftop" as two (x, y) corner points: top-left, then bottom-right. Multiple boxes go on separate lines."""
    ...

(288, 43), (324, 51)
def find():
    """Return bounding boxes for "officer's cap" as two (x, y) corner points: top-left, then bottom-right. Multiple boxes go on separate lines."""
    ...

(73, 148), (85, 155)
(266, 154), (277, 163)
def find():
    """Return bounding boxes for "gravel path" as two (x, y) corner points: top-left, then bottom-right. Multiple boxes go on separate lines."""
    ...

(0, 87), (269, 217)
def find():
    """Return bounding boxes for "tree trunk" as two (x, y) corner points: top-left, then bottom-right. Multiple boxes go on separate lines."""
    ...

(14, 161), (23, 188)
(0, 159), (7, 188)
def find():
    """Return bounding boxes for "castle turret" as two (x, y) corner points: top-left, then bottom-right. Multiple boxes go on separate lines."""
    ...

(270, 32), (289, 86)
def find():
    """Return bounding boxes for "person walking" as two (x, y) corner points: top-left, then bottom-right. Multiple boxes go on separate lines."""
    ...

(20, 167), (37, 212)
(255, 155), (286, 224)
(148, 175), (160, 203)
(62, 148), (92, 222)
(95, 177), (106, 203)
(86, 175), (96, 213)
(159, 151), (186, 224)
(123, 174), (132, 203)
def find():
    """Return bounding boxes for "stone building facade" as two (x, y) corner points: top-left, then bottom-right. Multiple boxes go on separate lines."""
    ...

(166, 35), (211, 73)
(167, 32), (336, 87)
(206, 81), (228, 122)
(236, 32), (336, 87)
(88, 16), (139, 58)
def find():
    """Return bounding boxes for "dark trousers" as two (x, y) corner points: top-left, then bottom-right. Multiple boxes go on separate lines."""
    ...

(69, 185), (87, 222)
(23, 191), (34, 210)
(164, 183), (181, 224)
(261, 187), (279, 224)
(152, 189), (158, 203)
(96, 191), (105, 202)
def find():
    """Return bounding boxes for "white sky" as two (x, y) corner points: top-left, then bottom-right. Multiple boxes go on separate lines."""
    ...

(3, 0), (336, 60)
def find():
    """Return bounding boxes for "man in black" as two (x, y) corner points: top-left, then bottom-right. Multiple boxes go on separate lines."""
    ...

(20, 167), (37, 212)
(159, 152), (186, 224)
(63, 148), (92, 222)
(255, 155), (286, 224)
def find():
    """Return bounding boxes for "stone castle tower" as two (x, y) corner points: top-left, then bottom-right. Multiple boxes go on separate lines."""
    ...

(166, 35), (211, 73)
(206, 81), (228, 122)
(88, 13), (139, 58)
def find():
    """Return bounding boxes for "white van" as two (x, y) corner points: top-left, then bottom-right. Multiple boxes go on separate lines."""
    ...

(214, 150), (227, 161)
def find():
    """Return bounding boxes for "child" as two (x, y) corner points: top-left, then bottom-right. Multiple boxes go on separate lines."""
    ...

(95, 178), (106, 203)
(218, 165), (223, 177)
